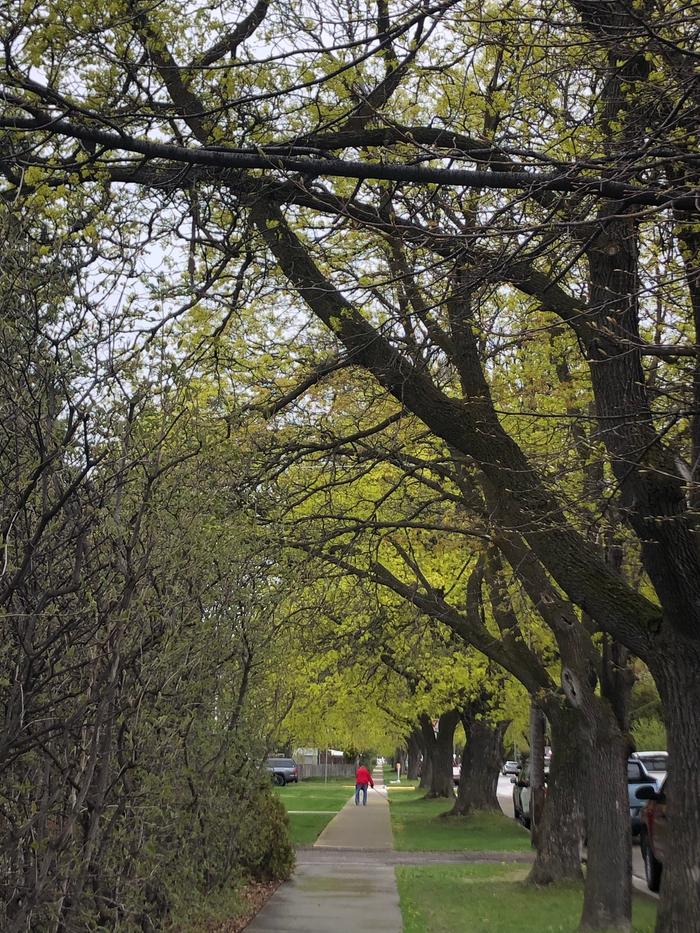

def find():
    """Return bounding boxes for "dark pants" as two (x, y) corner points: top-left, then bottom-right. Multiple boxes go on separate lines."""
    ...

(355, 782), (368, 805)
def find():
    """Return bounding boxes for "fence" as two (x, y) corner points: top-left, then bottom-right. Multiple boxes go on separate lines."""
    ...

(298, 763), (357, 779)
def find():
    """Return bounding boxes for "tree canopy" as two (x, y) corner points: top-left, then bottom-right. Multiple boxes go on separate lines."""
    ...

(2, 1), (700, 930)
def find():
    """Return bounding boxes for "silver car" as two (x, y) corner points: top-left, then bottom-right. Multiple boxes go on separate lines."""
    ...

(630, 751), (667, 784)
(626, 758), (657, 835)
(266, 757), (299, 786)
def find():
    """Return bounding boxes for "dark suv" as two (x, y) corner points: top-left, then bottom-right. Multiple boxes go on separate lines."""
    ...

(638, 777), (668, 891)
(266, 757), (299, 786)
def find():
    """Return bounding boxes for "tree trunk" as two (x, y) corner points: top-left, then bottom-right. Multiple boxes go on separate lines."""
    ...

(492, 528), (631, 925)
(406, 729), (422, 780)
(529, 702), (546, 849)
(450, 718), (506, 816)
(430, 711), (458, 799)
(417, 718), (432, 790)
(418, 750), (432, 790)
(651, 645), (700, 933)
(418, 714), (434, 791)
(528, 702), (584, 885)
(578, 702), (631, 932)
(420, 711), (458, 799)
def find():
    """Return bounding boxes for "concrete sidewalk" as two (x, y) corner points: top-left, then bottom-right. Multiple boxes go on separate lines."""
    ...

(246, 768), (402, 932)
(314, 773), (393, 849)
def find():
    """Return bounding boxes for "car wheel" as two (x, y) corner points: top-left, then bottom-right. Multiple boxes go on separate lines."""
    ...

(641, 831), (662, 892)
(274, 773), (286, 786)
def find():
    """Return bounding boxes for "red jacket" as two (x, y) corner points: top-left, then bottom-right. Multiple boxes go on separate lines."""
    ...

(355, 766), (374, 787)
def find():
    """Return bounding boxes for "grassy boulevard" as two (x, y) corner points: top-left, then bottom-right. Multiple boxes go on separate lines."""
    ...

(385, 781), (658, 933)
(396, 863), (657, 933)
(388, 784), (530, 852)
(273, 777), (353, 845)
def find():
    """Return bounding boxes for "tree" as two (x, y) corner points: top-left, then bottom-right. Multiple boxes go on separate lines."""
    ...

(0, 208), (296, 930)
(3, 2), (700, 928)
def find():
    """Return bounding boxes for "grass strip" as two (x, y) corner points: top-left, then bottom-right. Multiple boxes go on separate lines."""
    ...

(396, 863), (657, 933)
(273, 777), (352, 846)
(388, 789), (531, 852)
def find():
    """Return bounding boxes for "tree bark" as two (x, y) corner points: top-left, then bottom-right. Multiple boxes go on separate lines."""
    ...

(528, 702), (584, 885)
(578, 701), (632, 932)
(418, 751), (432, 791)
(419, 711), (458, 799)
(651, 644), (700, 933)
(493, 528), (631, 924)
(529, 702), (547, 849)
(449, 717), (506, 816)
(406, 728), (422, 781)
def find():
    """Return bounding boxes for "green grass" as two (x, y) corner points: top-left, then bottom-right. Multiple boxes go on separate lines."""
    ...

(388, 788), (531, 852)
(382, 763), (417, 789)
(273, 777), (353, 845)
(382, 763), (399, 783)
(396, 863), (657, 933)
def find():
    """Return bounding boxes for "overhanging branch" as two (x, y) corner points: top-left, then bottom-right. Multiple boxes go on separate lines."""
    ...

(3, 114), (700, 211)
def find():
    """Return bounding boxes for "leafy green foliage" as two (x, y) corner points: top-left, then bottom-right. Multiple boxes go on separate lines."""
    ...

(0, 212), (296, 930)
(632, 718), (667, 752)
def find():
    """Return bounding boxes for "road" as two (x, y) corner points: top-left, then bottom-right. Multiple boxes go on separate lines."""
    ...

(495, 773), (654, 898)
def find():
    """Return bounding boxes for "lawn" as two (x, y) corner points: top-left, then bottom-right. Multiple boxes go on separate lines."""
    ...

(396, 863), (657, 933)
(273, 777), (353, 845)
(382, 764), (417, 789)
(388, 787), (531, 852)
(382, 763), (402, 783)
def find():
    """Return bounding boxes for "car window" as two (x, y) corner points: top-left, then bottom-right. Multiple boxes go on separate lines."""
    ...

(267, 758), (293, 767)
(627, 762), (643, 780)
(640, 756), (667, 772)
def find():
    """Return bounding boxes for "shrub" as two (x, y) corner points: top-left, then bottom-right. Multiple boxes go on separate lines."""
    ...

(238, 788), (295, 882)
(632, 716), (667, 751)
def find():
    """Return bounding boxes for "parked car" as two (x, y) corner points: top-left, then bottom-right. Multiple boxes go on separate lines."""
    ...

(627, 758), (658, 836)
(512, 756), (657, 835)
(630, 751), (668, 784)
(512, 761), (548, 828)
(637, 777), (668, 891)
(453, 763), (461, 785)
(502, 760), (520, 776)
(266, 757), (299, 786)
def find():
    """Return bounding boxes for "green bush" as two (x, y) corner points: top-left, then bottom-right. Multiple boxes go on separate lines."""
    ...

(239, 788), (295, 882)
(632, 716), (667, 751)
(133, 759), (294, 930)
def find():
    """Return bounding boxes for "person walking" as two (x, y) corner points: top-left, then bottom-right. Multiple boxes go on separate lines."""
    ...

(355, 763), (374, 806)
